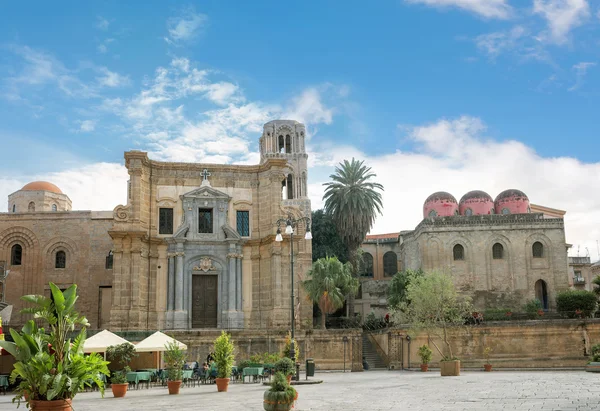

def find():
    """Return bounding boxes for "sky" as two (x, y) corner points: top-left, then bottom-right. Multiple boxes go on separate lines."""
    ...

(0, 0), (599, 258)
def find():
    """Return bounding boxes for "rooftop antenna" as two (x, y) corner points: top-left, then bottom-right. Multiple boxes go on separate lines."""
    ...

(577, 245), (580, 257)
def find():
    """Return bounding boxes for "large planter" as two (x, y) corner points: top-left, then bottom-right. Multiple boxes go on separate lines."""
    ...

(585, 362), (600, 373)
(111, 383), (128, 398)
(440, 360), (460, 377)
(263, 391), (294, 411)
(167, 380), (182, 395)
(30, 399), (73, 411)
(420, 364), (428, 372)
(216, 377), (230, 392)
(484, 364), (493, 372)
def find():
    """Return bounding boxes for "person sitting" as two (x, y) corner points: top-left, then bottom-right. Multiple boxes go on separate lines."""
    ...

(206, 352), (215, 363)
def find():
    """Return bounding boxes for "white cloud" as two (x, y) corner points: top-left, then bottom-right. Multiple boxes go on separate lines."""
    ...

(96, 16), (110, 31)
(95, 67), (130, 88)
(475, 26), (527, 58)
(533, 0), (591, 44)
(404, 0), (512, 19)
(284, 88), (334, 126)
(79, 120), (96, 132)
(97, 38), (115, 54)
(308, 116), (600, 258)
(568, 61), (596, 91)
(165, 8), (208, 45)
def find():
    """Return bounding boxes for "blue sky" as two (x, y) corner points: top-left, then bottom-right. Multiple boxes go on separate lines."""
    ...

(1, 0), (599, 256)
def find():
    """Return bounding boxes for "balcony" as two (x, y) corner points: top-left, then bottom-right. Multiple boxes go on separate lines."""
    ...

(569, 257), (591, 265)
(573, 277), (586, 285)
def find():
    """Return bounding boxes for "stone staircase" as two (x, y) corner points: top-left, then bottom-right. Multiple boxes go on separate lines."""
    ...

(362, 333), (387, 370)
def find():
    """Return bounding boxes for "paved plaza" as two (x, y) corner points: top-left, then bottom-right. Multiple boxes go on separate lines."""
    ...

(1, 370), (599, 410)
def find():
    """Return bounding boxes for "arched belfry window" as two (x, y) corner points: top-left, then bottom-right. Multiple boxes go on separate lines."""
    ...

(361, 253), (374, 277)
(278, 135), (285, 153)
(11, 244), (22, 266)
(285, 135), (292, 153)
(532, 242), (544, 258)
(383, 252), (398, 277)
(492, 243), (504, 259)
(287, 175), (294, 200)
(28, 202), (35, 212)
(453, 244), (464, 261)
(55, 250), (66, 268)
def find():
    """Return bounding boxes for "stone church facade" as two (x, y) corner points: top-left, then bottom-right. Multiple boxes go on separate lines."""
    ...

(358, 190), (570, 318)
(0, 120), (313, 332)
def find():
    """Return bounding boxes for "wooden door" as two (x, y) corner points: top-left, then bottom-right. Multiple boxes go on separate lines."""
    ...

(192, 275), (218, 328)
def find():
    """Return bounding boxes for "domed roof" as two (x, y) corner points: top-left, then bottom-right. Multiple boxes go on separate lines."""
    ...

(495, 189), (528, 202)
(21, 181), (63, 194)
(459, 190), (493, 203)
(424, 191), (457, 205)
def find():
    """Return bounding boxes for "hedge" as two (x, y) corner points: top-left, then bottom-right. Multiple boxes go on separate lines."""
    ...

(556, 290), (597, 318)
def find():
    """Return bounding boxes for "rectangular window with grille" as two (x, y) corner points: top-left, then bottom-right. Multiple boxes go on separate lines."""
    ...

(199, 208), (213, 233)
(159, 208), (174, 234)
(236, 210), (250, 237)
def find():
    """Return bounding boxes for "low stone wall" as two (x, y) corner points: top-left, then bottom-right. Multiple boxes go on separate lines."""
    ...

(372, 319), (600, 369)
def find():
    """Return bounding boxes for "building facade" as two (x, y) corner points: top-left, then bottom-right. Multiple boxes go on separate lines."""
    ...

(357, 189), (571, 318)
(1, 120), (313, 332)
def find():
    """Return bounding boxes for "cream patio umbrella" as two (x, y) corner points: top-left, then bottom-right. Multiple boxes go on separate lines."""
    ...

(134, 331), (187, 369)
(83, 329), (134, 359)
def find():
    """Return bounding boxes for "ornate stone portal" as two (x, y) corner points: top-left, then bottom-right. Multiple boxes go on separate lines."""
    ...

(165, 179), (244, 329)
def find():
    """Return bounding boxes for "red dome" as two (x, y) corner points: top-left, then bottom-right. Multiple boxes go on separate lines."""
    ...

(423, 192), (458, 218)
(495, 189), (530, 215)
(459, 190), (494, 216)
(21, 181), (63, 194)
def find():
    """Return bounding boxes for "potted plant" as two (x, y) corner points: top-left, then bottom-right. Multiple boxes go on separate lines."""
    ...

(393, 271), (471, 377)
(585, 343), (600, 372)
(0, 283), (110, 410)
(275, 357), (296, 384)
(483, 347), (493, 372)
(106, 342), (136, 398)
(282, 331), (299, 364)
(164, 340), (186, 395)
(263, 372), (297, 411)
(418, 344), (432, 372)
(214, 331), (235, 392)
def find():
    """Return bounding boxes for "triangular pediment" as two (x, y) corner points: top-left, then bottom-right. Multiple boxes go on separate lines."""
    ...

(181, 185), (230, 200)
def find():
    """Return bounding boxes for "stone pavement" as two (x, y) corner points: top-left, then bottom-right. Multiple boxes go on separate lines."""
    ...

(1, 370), (599, 410)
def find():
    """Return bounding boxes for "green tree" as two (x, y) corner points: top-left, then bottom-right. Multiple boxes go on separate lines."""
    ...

(323, 158), (383, 315)
(393, 271), (471, 360)
(388, 269), (424, 309)
(302, 257), (360, 329)
(592, 275), (600, 297)
(311, 209), (349, 263)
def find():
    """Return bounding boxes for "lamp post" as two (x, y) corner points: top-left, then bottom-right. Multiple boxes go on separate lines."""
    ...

(0, 263), (9, 303)
(275, 213), (312, 374)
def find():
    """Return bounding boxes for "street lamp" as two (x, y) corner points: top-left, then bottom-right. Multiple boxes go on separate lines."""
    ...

(275, 213), (312, 375)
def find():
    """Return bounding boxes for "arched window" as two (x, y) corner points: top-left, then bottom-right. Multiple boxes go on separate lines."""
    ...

(12, 204), (15, 213)
(532, 242), (544, 258)
(492, 243), (504, 259)
(55, 250), (66, 268)
(278, 135), (285, 153)
(11, 244), (22, 266)
(502, 208), (510, 215)
(52, 204), (57, 212)
(383, 252), (398, 277)
(287, 174), (294, 200)
(465, 208), (473, 216)
(285, 134), (292, 153)
(361, 253), (374, 277)
(453, 244), (464, 261)
(28, 202), (35, 212)
(428, 209), (438, 217)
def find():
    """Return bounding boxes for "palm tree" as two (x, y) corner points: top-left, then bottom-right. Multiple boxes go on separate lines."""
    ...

(322, 158), (383, 315)
(303, 257), (359, 329)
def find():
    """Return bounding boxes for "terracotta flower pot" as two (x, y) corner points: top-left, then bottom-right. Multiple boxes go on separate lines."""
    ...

(216, 377), (230, 392)
(420, 364), (429, 372)
(30, 399), (72, 411)
(440, 360), (460, 377)
(111, 383), (128, 398)
(167, 380), (182, 395)
(484, 364), (493, 372)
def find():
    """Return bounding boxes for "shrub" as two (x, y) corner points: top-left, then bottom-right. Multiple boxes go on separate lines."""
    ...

(417, 345), (432, 365)
(275, 357), (296, 376)
(164, 340), (186, 381)
(214, 331), (235, 379)
(282, 332), (299, 364)
(556, 290), (597, 318)
(363, 312), (387, 331)
(590, 344), (600, 362)
(264, 372), (296, 407)
(107, 343), (137, 384)
(522, 299), (543, 319)
(483, 308), (514, 321)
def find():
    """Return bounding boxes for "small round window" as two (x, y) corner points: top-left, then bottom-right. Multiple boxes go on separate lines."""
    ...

(465, 208), (473, 216)
(502, 208), (510, 215)
(428, 209), (438, 217)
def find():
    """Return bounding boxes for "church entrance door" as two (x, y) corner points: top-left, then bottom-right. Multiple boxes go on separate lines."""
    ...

(192, 275), (218, 328)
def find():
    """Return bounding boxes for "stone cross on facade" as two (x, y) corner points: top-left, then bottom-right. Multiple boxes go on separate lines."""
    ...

(201, 169), (211, 187)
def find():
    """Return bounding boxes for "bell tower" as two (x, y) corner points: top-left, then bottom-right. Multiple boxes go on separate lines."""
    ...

(259, 120), (308, 200)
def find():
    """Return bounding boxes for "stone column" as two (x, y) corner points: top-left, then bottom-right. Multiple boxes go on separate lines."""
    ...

(236, 255), (243, 311)
(228, 253), (236, 311)
(175, 251), (184, 311)
(167, 255), (175, 311)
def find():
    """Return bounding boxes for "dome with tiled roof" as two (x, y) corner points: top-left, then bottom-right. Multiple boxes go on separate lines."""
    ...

(495, 189), (530, 215)
(21, 181), (63, 194)
(459, 190), (494, 216)
(423, 191), (459, 218)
